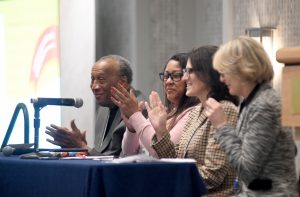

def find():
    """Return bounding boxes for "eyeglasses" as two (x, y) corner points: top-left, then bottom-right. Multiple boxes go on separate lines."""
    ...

(182, 68), (195, 76)
(159, 72), (183, 82)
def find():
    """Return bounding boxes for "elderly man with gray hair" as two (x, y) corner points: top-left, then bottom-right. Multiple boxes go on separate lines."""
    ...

(46, 55), (145, 156)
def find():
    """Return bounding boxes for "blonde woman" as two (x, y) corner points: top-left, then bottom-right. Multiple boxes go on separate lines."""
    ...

(206, 36), (298, 196)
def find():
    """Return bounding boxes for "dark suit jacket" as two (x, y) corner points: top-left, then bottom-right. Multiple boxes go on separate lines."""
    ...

(89, 90), (146, 156)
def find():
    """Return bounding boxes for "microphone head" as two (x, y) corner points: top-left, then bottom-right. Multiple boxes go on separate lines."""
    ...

(2, 146), (15, 156)
(74, 98), (83, 108)
(30, 98), (38, 104)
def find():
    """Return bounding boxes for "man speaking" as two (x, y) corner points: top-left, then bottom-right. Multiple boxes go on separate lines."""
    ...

(45, 55), (145, 156)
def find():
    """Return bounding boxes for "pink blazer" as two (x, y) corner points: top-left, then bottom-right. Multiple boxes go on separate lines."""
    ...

(122, 106), (195, 158)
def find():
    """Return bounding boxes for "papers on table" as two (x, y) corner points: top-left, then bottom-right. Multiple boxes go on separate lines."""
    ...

(112, 154), (158, 163)
(160, 158), (196, 163)
(112, 154), (196, 163)
(20, 151), (196, 164)
(60, 155), (115, 161)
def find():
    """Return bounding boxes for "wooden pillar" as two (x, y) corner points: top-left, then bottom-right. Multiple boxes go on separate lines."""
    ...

(276, 47), (300, 139)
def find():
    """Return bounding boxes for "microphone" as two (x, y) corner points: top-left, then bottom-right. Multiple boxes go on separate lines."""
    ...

(2, 146), (15, 156)
(2, 144), (35, 156)
(30, 97), (83, 108)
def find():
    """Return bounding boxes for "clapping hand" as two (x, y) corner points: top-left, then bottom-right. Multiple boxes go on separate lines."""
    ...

(145, 91), (168, 140)
(111, 83), (139, 119)
(45, 120), (87, 148)
(205, 98), (227, 128)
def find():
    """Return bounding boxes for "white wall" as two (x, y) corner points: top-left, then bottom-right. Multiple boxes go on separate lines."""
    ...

(60, 0), (95, 147)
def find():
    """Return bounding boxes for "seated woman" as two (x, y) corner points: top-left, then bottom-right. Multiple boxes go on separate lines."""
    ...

(206, 36), (298, 196)
(111, 53), (199, 157)
(148, 46), (240, 196)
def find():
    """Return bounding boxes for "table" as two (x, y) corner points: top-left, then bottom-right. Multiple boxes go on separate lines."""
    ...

(0, 154), (207, 197)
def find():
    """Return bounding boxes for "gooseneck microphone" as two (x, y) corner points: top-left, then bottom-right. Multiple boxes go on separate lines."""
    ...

(30, 97), (83, 108)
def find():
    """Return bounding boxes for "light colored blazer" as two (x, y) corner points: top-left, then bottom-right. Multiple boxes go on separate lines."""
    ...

(90, 90), (145, 156)
(152, 101), (239, 197)
(215, 83), (298, 196)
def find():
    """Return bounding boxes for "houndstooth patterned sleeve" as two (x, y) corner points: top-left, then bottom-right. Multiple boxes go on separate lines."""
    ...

(152, 133), (177, 158)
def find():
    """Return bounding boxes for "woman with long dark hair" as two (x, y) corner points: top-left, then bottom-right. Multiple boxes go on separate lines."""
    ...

(111, 53), (199, 157)
(149, 46), (239, 196)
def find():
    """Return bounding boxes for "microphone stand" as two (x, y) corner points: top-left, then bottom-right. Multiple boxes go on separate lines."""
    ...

(33, 105), (40, 150)
(2, 98), (83, 153)
(32, 102), (46, 150)
(1, 103), (30, 149)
